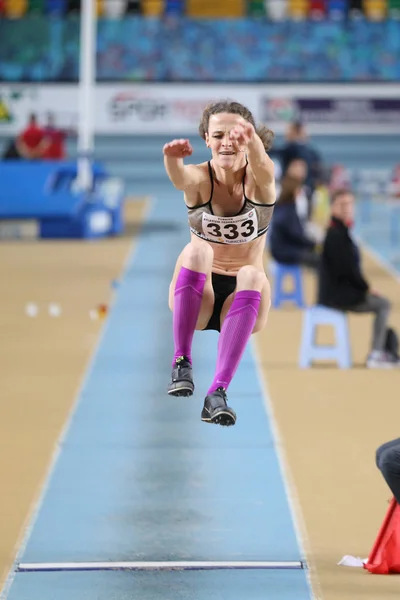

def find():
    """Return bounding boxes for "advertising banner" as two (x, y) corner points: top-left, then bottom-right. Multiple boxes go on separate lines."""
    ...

(261, 96), (400, 134)
(95, 85), (260, 134)
(0, 84), (259, 136)
(1, 83), (400, 137)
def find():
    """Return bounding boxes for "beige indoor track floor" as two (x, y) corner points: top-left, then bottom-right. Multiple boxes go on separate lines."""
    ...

(0, 199), (399, 599)
(256, 249), (400, 599)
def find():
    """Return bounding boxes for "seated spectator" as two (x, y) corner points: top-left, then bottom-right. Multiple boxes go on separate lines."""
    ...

(41, 112), (74, 160)
(269, 173), (320, 270)
(275, 158), (325, 245)
(317, 188), (399, 368)
(15, 113), (49, 160)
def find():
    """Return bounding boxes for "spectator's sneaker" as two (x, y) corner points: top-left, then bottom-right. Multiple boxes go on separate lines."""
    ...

(201, 387), (236, 427)
(167, 356), (194, 397)
(366, 351), (400, 369)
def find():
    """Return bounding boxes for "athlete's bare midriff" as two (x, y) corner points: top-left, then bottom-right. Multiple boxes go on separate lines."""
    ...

(190, 232), (265, 275)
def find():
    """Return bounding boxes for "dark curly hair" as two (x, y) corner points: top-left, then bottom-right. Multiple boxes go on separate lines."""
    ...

(277, 174), (303, 205)
(198, 99), (274, 152)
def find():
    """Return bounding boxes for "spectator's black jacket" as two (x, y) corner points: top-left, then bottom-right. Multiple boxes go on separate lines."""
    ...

(269, 202), (315, 265)
(318, 217), (369, 307)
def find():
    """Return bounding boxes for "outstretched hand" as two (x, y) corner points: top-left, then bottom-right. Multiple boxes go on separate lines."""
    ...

(163, 139), (193, 159)
(229, 122), (255, 149)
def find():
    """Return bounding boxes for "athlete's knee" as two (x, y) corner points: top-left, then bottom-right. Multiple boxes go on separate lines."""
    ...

(236, 265), (267, 293)
(181, 241), (213, 271)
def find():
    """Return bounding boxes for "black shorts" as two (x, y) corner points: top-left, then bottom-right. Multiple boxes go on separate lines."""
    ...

(203, 273), (237, 332)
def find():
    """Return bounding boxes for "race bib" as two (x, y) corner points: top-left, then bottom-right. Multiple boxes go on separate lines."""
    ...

(201, 209), (258, 244)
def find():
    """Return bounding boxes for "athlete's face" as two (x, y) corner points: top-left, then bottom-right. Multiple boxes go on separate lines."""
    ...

(205, 113), (247, 170)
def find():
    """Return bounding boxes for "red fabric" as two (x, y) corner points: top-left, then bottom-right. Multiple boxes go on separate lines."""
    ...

(21, 125), (44, 149)
(42, 127), (67, 160)
(364, 498), (400, 574)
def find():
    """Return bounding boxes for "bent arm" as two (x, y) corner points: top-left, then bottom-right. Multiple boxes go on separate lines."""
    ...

(230, 123), (275, 189)
(163, 156), (203, 191)
(246, 133), (275, 188)
(163, 138), (206, 191)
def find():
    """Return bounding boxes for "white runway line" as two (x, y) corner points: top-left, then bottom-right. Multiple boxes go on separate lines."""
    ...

(17, 560), (305, 572)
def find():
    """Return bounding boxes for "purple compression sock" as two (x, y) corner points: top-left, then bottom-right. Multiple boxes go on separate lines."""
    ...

(207, 290), (261, 394)
(173, 266), (206, 365)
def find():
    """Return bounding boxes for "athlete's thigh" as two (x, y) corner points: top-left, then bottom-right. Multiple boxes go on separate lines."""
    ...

(168, 256), (215, 330)
(219, 276), (271, 333)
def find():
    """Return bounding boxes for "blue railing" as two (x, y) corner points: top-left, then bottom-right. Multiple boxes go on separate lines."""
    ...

(0, 17), (400, 82)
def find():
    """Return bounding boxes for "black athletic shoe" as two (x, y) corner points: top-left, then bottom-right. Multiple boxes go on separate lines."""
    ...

(201, 387), (236, 427)
(167, 356), (194, 397)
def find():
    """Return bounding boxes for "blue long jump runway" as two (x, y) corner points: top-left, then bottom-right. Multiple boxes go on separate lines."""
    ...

(3, 193), (313, 599)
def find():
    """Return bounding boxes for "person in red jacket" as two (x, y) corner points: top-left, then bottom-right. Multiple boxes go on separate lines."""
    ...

(41, 112), (73, 160)
(16, 113), (49, 159)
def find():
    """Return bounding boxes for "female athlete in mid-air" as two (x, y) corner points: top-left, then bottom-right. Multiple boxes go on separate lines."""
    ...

(163, 100), (276, 427)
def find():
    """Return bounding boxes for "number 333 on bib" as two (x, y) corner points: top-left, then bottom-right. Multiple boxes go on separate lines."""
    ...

(201, 209), (258, 244)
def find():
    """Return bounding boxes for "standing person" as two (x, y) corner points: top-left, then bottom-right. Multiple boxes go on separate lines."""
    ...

(164, 100), (276, 427)
(279, 121), (323, 218)
(318, 188), (399, 368)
